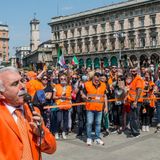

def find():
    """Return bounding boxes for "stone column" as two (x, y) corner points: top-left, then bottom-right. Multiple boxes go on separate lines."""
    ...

(89, 37), (94, 52)
(145, 29), (150, 48)
(97, 36), (102, 52)
(82, 38), (86, 53)
(106, 35), (111, 51)
(74, 39), (78, 53)
(68, 40), (72, 54)
(74, 28), (78, 38)
(135, 30), (139, 48)
(97, 24), (101, 34)
(81, 27), (85, 36)
(125, 33), (129, 49)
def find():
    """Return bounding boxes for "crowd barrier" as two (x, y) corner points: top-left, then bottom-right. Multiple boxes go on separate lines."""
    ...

(44, 96), (160, 110)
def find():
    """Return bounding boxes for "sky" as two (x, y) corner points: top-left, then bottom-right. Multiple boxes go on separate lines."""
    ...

(0, 0), (123, 56)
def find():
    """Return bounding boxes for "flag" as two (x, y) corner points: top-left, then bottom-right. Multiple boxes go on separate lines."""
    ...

(57, 47), (65, 67)
(71, 55), (79, 65)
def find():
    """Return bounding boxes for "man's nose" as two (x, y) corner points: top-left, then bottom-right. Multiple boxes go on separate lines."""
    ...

(19, 81), (25, 90)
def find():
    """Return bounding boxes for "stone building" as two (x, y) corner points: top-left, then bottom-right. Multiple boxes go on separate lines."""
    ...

(15, 46), (30, 68)
(23, 40), (53, 69)
(0, 24), (9, 65)
(49, 0), (160, 69)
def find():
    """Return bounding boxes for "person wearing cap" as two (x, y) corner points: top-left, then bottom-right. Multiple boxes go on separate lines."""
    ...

(81, 72), (108, 146)
(25, 71), (44, 98)
(127, 67), (144, 137)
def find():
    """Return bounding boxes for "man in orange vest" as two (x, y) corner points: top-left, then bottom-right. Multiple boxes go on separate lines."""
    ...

(128, 67), (144, 137)
(82, 72), (108, 146)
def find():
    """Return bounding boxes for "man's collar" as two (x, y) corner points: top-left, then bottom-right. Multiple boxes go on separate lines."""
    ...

(3, 102), (23, 115)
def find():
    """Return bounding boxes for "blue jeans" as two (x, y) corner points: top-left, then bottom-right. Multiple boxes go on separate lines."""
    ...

(130, 102), (142, 136)
(86, 111), (102, 139)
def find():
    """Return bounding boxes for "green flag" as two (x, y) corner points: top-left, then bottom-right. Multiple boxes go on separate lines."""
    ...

(71, 55), (79, 65)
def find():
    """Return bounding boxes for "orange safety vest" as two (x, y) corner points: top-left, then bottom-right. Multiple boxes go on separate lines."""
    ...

(85, 81), (106, 111)
(128, 75), (144, 103)
(55, 84), (72, 110)
(143, 81), (156, 108)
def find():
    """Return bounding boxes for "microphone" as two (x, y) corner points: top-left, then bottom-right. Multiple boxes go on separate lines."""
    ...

(24, 93), (41, 127)
(24, 94), (35, 113)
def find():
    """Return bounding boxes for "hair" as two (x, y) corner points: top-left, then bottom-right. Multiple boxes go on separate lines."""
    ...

(0, 66), (19, 74)
(0, 67), (19, 92)
(58, 72), (70, 84)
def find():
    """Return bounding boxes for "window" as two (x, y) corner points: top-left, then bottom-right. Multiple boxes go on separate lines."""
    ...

(151, 37), (157, 47)
(93, 25), (97, 34)
(150, 15), (156, 25)
(140, 37), (145, 47)
(129, 19), (134, 29)
(101, 24), (106, 32)
(85, 27), (89, 35)
(64, 31), (67, 39)
(119, 21), (124, 30)
(2, 33), (6, 38)
(71, 30), (74, 37)
(78, 28), (81, 36)
(110, 23), (114, 31)
(130, 39), (135, 49)
(139, 17), (145, 27)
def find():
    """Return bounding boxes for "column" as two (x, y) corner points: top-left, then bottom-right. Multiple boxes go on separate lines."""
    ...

(106, 35), (111, 51)
(89, 37), (94, 52)
(135, 30), (139, 48)
(125, 33), (129, 49)
(97, 24), (101, 34)
(68, 40), (72, 54)
(74, 39), (78, 53)
(81, 27), (86, 36)
(145, 29), (150, 48)
(82, 38), (86, 53)
(97, 36), (102, 52)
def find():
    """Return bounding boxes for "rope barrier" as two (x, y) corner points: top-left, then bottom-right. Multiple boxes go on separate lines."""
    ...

(44, 97), (160, 109)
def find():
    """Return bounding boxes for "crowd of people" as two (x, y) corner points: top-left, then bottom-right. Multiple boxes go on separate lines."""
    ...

(17, 63), (160, 146)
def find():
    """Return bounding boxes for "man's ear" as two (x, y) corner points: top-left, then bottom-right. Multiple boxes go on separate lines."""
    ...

(0, 92), (5, 100)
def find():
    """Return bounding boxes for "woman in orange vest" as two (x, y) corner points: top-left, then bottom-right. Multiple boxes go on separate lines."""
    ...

(53, 73), (72, 140)
(141, 71), (155, 132)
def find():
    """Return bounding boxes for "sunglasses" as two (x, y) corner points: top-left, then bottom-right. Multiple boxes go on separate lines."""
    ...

(42, 78), (48, 80)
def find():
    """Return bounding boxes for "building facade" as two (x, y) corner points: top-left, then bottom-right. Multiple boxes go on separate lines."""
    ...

(0, 24), (9, 64)
(23, 40), (53, 69)
(49, 0), (160, 68)
(15, 46), (30, 68)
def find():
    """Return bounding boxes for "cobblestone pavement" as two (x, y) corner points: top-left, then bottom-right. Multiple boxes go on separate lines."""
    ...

(43, 128), (160, 160)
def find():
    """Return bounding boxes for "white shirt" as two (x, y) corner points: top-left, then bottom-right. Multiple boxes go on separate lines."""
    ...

(4, 102), (24, 123)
